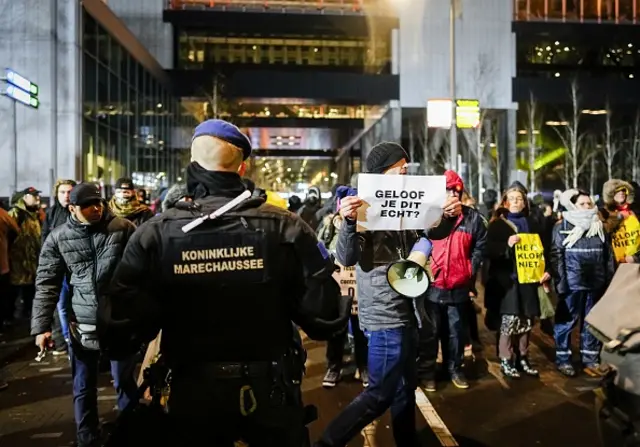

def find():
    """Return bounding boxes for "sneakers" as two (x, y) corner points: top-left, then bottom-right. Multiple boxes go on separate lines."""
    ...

(423, 379), (437, 392)
(557, 363), (577, 377)
(322, 369), (341, 388)
(451, 371), (469, 389)
(359, 369), (369, 388)
(52, 349), (68, 356)
(584, 363), (606, 377)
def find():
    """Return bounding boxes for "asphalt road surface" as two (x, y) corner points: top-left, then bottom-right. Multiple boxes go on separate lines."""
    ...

(0, 312), (604, 447)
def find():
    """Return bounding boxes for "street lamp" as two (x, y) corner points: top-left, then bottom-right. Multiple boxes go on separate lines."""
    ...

(449, 0), (458, 171)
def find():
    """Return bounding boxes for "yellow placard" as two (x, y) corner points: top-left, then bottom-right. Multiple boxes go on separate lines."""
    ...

(333, 261), (358, 315)
(515, 233), (546, 284)
(612, 214), (640, 262)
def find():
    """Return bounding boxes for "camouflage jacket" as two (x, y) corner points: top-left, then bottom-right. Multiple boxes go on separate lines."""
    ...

(9, 200), (42, 285)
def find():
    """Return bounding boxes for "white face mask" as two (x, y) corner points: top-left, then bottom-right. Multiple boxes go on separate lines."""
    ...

(114, 188), (134, 205)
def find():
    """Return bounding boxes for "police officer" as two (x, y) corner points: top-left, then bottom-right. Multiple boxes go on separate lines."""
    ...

(101, 119), (350, 446)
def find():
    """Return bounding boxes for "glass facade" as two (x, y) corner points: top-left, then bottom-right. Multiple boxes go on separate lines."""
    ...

(517, 38), (640, 79)
(244, 158), (341, 193)
(181, 99), (386, 122)
(82, 10), (195, 194)
(168, 0), (364, 13)
(514, 0), (639, 22)
(177, 34), (390, 72)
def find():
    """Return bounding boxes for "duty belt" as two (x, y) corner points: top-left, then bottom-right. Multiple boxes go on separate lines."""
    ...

(207, 361), (273, 379)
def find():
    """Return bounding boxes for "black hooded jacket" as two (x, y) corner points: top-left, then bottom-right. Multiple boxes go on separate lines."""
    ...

(42, 203), (71, 243)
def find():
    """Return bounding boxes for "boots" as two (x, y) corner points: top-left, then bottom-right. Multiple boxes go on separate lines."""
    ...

(500, 358), (520, 378)
(519, 356), (539, 377)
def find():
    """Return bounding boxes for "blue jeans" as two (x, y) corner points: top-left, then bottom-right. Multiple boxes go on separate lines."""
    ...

(70, 341), (138, 446)
(554, 290), (602, 366)
(316, 326), (419, 447)
(57, 278), (70, 342)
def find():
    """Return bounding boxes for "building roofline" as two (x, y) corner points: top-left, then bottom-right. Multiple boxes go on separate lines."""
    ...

(83, 0), (171, 87)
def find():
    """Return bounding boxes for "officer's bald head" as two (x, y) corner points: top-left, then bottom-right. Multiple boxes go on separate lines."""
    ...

(191, 136), (244, 172)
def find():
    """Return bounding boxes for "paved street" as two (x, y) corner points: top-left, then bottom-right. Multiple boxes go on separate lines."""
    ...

(0, 310), (605, 447)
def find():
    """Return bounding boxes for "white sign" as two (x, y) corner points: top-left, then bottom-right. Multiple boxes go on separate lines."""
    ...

(332, 262), (358, 315)
(427, 99), (452, 129)
(356, 174), (447, 232)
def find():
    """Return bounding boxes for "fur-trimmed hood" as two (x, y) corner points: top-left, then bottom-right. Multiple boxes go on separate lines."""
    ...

(602, 179), (634, 208)
(162, 183), (189, 213)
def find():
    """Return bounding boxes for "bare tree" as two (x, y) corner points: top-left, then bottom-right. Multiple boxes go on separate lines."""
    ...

(552, 80), (590, 188)
(587, 137), (600, 196)
(461, 53), (497, 199)
(632, 110), (640, 183)
(602, 103), (620, 181)
(201, 72), (233, 120)
(461, 110), (489, 199)
(524, 93), (542, 192)
(423, 128), (449, 174)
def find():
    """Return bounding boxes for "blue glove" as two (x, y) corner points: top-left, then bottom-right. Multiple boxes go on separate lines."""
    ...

(336, 186), (357, 200)
(411, 237), (433, 258)
(404, 238), (433, 280)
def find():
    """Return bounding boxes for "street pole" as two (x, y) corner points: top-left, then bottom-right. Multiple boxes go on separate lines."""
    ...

(449, 0), (458, 171)
(477, 125), (483, 199)
(12, 100), (18, 195)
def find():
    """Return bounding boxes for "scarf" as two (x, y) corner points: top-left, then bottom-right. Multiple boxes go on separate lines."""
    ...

(108, 196), (149, 219)
(562, 207), (605, 248)
(506, 212), (529, 233)
(186, 162), (247, 199)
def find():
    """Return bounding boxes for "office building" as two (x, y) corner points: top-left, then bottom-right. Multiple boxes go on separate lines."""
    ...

(0, 0), (191, 201)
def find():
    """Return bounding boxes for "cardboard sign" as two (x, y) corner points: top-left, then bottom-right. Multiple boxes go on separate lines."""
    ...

(356, 174), (446, 232)
(612, 214), (640, 262)
(515, 233), (546, 284)
(333, 262), (358, 315)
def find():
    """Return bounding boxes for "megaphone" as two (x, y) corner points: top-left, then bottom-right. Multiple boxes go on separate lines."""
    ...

(386, 237), (433, 298)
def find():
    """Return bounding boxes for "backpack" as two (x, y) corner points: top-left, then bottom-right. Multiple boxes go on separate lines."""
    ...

(317, 213), (337, 248)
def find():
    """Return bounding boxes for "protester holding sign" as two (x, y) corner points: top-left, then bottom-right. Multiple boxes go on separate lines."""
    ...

(417, 171), (487, 392)
(315, 142), (462, 447)
(550, 189), (615, 378)
(484, 182), (551, 379)
(317, 177), (369, 390)
(602, 179), (640, 263)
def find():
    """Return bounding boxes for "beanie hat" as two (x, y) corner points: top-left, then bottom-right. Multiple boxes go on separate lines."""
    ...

(444, 170), (464, 191)
(115, 177), (135, 190)
(366, 142), (409, 174)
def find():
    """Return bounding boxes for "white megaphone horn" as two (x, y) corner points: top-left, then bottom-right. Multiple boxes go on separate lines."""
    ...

(386, 237), (434, 298)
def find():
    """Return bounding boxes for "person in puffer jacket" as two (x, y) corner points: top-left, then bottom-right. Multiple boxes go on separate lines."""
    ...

(550, 189), (615, 378)
(417, 170), (487, 392)
(30, 183), (138, 447)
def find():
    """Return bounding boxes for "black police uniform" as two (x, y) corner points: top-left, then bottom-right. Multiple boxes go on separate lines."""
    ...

(101, 169), (348, 446)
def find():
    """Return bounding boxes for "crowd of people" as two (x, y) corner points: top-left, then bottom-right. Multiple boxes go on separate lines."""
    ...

(290, 145), (639, 412)
(0, 119), (638, 445)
